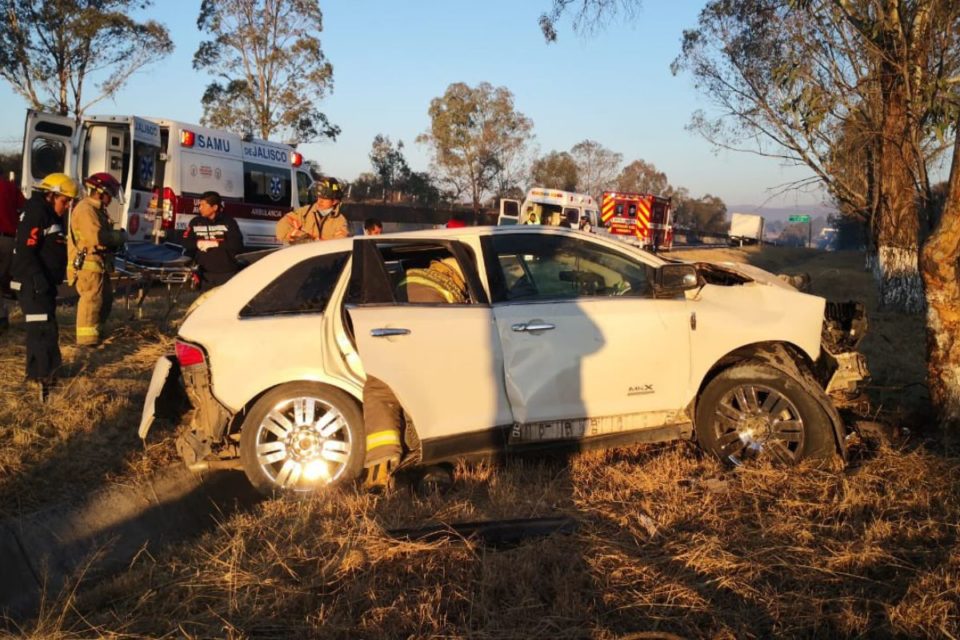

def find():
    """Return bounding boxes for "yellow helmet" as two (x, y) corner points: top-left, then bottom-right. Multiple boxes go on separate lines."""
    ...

(36, 173), (80, 199)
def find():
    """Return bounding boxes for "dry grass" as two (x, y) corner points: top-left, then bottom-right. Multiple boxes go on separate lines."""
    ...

(3, 248), (958, 638)
(17, 444), (960, 638)
(0, 286), (194, 516)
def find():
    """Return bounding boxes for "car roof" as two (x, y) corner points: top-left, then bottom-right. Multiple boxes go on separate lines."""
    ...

(254, 224), (667, 268)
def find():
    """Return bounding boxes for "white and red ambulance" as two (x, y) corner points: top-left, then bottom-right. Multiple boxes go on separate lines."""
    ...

(20, 110), (315, 249)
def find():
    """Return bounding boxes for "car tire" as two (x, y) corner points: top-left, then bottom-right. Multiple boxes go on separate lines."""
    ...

(695, 362), (836, 466)
(239, 382), (364, 496)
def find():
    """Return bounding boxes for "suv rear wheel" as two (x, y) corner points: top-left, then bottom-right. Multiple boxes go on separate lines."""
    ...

(239, 382), (364, 496)
(695, 362), (836, 466)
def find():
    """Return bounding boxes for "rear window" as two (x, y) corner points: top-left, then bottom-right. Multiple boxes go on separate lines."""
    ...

(240, 251), (349, 317)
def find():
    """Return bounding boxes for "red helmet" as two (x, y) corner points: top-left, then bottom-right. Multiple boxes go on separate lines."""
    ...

(84, 172), (124, 203)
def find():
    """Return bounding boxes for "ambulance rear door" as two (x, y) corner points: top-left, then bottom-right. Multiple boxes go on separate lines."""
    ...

(76, 115), (158, 236)
(20, 110), (79, 196)
(124, 117), (162, 241)
(497, 198), (520, 225)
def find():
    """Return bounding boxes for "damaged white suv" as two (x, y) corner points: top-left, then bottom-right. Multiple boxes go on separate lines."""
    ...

(140, 226), (869, 495)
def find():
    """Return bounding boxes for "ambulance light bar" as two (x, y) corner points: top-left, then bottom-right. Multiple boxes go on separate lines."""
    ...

(180, 130), (196, 147)
(291, 152), (303, 167)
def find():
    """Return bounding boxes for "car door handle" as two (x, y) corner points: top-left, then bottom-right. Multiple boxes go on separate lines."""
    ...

(511, 321), (555, 332)
(371, 328), (411, 337)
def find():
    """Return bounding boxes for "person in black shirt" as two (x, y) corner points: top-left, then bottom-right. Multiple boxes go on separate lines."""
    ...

(182, 191), (243, 290)
(11, 173), (79, 399)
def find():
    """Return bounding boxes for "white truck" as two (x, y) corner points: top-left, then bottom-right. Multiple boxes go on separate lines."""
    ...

(729, 212), (765, 246)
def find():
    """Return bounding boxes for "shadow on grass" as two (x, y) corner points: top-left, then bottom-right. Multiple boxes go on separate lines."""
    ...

(1, 468), (263, 629)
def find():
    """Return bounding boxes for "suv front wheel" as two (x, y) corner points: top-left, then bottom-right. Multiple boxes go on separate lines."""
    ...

(239, 382), (365, 496)
(695, 362), (836, 466)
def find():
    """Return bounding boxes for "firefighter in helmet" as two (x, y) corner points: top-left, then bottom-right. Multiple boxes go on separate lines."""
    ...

(361, 256), (469, 486)
(67, 172), (125, 346)
(11, 173), (79, 399)
(276, 177), (349, 244)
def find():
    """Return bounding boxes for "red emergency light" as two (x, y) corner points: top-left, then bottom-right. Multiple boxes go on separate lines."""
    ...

(291, 152), (303, 167)
(180, 130), (196, 147)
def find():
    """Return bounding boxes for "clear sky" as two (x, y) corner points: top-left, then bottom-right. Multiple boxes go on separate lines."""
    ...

(0, 0), (829, 212)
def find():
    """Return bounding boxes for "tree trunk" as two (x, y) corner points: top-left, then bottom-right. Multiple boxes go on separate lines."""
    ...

(919, 125), (960, 430)
(873, 64), (924, 313)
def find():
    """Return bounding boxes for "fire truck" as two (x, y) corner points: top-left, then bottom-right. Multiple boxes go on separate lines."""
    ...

(600, 191), (674, 251)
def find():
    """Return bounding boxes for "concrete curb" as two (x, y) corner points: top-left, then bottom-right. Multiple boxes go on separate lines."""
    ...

(0, 464), (261, 620)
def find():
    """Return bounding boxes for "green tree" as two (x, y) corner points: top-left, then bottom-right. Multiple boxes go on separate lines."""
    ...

(530, 151), (579, 191)
(369, 134), (410, 201)
(193, 0), (338, 142)
(348, 172), (380, 201)
(418, 82), (534, 213)
(404, 171), (442, 206)
(570, 139), (621, 199)
(673, 192), (727, 234)
(616, 159), (669, 195)
(0, 0), (172, 117)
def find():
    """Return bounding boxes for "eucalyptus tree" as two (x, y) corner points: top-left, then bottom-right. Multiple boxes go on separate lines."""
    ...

(418, 82), (534, 213)
(193, 0), (338, 142)
(0, 0), (172, 117)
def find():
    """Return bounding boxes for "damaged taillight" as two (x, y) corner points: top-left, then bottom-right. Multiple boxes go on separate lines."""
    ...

(175, 340), (206, 367)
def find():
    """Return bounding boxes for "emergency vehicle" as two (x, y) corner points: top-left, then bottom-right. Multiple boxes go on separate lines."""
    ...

(497, 188), (599, 230)
(600, 191), (674, 251)
(20, 110), (315, 248)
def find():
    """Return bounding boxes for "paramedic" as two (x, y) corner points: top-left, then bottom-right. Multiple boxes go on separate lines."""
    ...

(67, 173), (125, 346)
(12, 173), (78, 397)
(276, 177), (349, 244)
(361, 257), (469, 486)
(0, 172), (25, 332)
(182, 191), (244, 290)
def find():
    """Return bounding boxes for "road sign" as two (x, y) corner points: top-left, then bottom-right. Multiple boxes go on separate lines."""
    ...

(788, 215), (810, 223)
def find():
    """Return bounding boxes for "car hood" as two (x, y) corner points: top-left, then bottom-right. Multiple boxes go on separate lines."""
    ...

(695, 260), (797, 290)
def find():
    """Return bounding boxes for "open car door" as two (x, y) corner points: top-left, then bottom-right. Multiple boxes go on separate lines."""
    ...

(20, 110), (79, 194)
(345, 238), (514, 448)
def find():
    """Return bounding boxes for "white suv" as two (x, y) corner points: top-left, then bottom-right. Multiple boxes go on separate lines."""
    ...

(141, 226), (868, 495)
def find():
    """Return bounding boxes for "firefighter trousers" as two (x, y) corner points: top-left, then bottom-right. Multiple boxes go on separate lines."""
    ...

(75, 270), (113, 345)
(362, 376), (403, 467)
(18, 285), (61, 380)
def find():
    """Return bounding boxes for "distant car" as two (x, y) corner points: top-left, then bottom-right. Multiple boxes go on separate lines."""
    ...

(140, 226), (869, 496)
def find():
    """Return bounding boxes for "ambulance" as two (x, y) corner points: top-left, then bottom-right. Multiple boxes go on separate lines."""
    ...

(600, 191), (674, 251)
(20, 110), (315, 248)
(497, 188), (600, 230)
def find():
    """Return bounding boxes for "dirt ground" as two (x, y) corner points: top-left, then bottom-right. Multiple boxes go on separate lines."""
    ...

(3, 247), (957, 639)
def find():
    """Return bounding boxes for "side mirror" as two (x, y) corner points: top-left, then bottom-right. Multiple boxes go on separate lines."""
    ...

(655, 263), (699, 296)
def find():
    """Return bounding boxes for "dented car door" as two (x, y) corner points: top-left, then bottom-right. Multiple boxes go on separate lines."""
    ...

(484, 233), (694, 439)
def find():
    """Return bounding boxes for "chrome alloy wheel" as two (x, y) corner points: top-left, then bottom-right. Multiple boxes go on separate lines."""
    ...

(711, 383), (805, 465)
(254, 396), (353, 490)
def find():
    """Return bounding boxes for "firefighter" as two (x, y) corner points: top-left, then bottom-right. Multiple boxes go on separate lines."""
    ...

(67, 172), (125, 346)
(276, 177), (349, 244)
(182, 191), (244, 290)
(11, 173), (79, 399)
(361, 257), (469, 486)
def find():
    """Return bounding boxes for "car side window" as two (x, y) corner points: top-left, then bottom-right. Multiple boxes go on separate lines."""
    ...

(240, 251), (350, 317)
(491, 234), (652, 302)
(379, 243), (475, 305)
